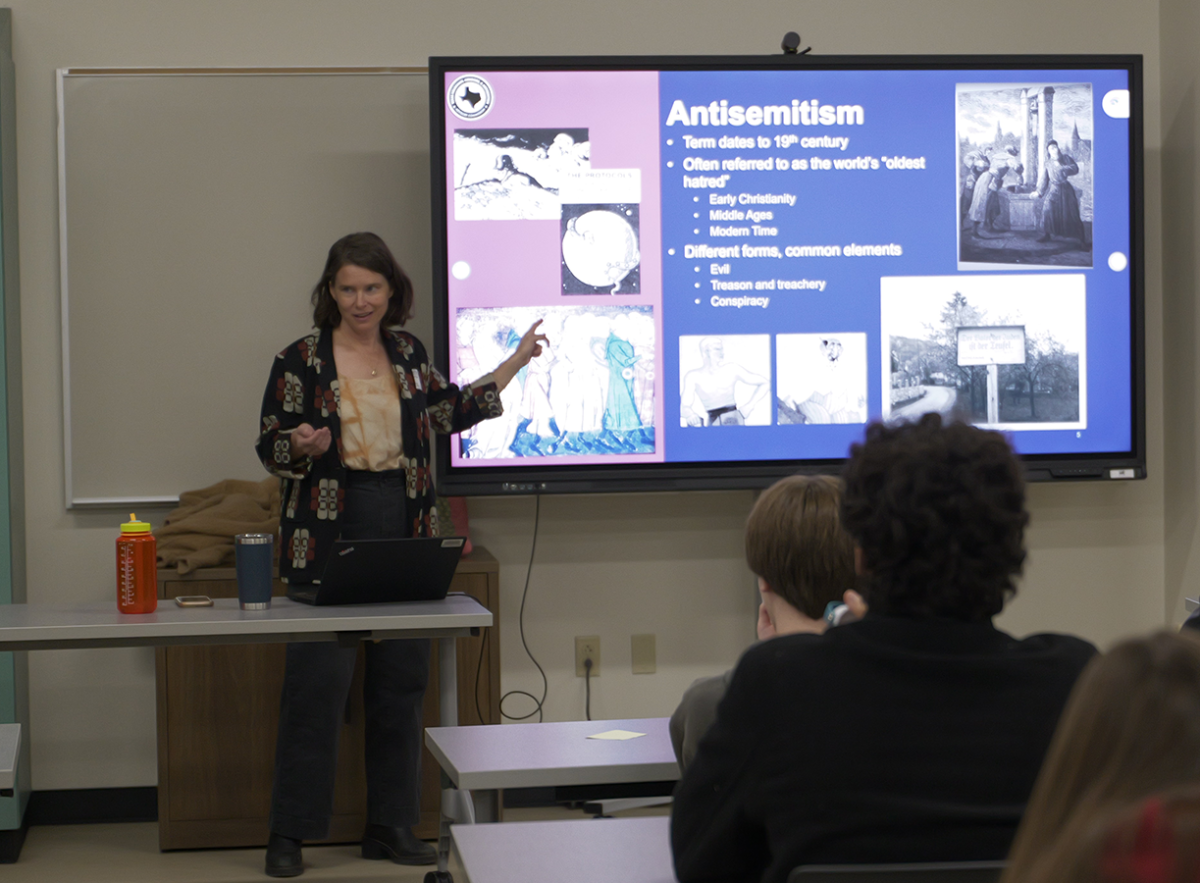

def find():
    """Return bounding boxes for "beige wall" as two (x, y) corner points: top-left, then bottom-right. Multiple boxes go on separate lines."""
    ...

(5, 0), (1167, 789)
(1160, 0), (1200, 630)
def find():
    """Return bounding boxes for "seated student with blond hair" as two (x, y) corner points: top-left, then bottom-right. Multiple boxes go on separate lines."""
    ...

(1001, 631), (1200, 883)
(671, 414), (1097, 883)
(669, 474), (857, 771)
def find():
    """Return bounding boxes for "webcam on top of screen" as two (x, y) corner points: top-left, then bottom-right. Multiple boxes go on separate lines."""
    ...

(781, 32), (812, 55)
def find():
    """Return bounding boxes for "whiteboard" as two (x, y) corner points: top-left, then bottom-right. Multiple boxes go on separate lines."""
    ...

(58, 68), (436, 507)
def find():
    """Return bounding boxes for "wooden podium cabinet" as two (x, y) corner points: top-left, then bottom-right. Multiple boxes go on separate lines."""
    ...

(154, 548), (499, 850)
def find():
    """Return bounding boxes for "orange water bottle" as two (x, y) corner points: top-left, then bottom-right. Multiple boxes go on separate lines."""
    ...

(117, 513), (157, 614)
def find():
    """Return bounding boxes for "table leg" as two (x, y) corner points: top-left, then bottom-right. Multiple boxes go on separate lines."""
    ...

(472, 789), (499, 823)
(428, 636), (460, 882)
(438, 636), (457, 728)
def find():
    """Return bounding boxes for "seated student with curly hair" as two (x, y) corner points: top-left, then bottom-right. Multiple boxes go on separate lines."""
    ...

(670, 413), (1098, 883)
(669, 474), (858, 772)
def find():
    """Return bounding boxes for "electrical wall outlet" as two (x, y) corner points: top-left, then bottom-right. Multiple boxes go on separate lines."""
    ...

(575, 635), (600, 677)
(631, 634), (656, 674)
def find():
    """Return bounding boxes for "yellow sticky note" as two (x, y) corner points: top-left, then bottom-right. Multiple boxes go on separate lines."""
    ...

(587, 729), (646, 741)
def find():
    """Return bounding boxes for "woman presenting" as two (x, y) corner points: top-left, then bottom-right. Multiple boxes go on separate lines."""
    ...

(256, 232), (544, 878)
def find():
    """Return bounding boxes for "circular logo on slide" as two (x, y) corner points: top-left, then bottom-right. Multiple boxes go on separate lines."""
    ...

(447, 75), (494, 121)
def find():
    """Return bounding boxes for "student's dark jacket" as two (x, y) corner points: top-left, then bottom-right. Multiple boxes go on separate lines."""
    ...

(670, 614), (1097, 883)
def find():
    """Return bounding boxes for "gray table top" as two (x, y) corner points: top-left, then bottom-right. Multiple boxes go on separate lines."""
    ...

(0, 594), (492, 651)
(426, 717), (680, 790)
(453, 816), (674, 883)
(0, 723), (19, 791)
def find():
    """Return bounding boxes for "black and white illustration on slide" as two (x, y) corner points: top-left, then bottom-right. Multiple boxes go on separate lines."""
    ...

(881, 274), (1087, 431)
(679, 335), (771, 427)
(957, 83), (1093, 269)
(561, 204), (641, 294)
(776, 333), (868, 425)
(560, 169), (642, 295)
(454, 128), (590, 220)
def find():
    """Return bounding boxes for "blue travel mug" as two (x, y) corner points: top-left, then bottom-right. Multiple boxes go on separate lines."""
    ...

(235, 533), (274, 610)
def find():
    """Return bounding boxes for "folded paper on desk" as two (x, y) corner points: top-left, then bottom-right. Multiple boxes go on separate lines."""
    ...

(588, 729), (646, 741)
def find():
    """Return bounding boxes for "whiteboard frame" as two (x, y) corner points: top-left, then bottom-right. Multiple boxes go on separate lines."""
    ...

(56, 66), (427, 510)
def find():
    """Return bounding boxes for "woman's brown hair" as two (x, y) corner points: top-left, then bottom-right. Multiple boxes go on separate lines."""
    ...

(744, 474), (856, 619)
(1002, 631), (1200, 883)
(311, 232), (414, 329)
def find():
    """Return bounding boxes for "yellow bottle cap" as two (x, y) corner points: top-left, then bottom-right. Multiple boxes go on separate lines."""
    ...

(121, 513), (152, 533)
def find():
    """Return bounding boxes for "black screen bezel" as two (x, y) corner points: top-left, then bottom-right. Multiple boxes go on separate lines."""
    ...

(429, 53), (1145, 494)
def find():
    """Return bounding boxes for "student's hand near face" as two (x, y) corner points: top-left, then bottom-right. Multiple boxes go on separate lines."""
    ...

(843, 589), (868, 620)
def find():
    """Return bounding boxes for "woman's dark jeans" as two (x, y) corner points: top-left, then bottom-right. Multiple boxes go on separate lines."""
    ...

(269, 470), (430, 840)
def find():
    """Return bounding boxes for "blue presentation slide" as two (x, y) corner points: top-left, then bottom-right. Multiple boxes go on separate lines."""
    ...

(658, 68), (1132, 463)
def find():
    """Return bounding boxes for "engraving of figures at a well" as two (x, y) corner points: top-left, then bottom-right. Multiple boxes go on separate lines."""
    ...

(957, 83), (1093, 268)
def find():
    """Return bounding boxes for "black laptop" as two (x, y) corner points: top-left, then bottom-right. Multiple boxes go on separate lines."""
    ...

(288, 536), (466, 606)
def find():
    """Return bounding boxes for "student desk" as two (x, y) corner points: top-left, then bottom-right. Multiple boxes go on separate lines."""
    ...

(451, 816), (674, 883)
(425, 717), (679, 879)
(425, 717), (680, 822)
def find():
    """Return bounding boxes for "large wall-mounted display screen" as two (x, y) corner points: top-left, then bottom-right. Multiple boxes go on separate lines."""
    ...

(429, 55), (1144, 494)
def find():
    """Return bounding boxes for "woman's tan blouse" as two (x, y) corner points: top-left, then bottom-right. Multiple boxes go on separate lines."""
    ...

(337, 373), (403, 471)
